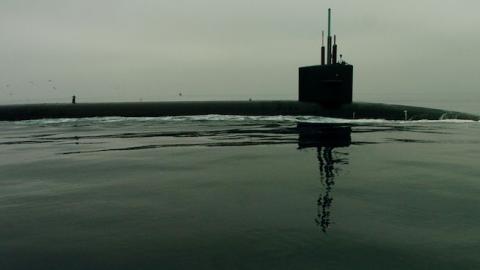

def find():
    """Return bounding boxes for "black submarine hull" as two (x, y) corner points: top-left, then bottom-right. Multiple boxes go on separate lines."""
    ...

(0, 101), (478, 121)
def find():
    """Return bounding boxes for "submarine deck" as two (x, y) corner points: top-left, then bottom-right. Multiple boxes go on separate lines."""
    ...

(0, 101), (478, 121)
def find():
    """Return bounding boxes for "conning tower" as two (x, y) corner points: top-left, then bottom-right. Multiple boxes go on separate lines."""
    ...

(299, 9), (353, 106)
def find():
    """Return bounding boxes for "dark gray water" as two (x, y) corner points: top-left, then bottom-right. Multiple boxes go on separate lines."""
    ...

(1, 116), (479, 270)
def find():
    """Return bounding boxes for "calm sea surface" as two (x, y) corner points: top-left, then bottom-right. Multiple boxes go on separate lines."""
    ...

(1, 116), (479, 270)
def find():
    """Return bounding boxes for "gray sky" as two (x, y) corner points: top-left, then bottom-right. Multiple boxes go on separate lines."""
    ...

(1, 0), (479, 112)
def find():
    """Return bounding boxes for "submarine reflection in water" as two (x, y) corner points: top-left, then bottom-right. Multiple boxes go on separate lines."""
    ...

(297, 123), (351, 232)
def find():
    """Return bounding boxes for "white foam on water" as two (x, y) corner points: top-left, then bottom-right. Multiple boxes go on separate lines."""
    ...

(6, 115), (479, 126)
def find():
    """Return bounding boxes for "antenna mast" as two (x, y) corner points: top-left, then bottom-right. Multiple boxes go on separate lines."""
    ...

(321, 31), (325, 65)
(327, 8), (332, 65)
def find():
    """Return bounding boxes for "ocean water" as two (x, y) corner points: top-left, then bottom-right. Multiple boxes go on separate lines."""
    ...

(1, 116), (479, 270)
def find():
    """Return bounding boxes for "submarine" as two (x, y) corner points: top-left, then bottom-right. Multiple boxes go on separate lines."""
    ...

(0, 9), (478, 122)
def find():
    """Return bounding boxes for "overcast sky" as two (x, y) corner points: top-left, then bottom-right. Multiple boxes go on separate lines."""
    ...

(1, 0), (479, 112)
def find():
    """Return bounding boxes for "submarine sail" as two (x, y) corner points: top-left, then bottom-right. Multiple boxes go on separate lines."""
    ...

(299, 8), (353, 106)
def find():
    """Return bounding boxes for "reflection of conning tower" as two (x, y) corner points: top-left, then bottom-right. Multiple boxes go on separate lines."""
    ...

(297, 123), (351, 233)
(299, 9), (353, 106)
